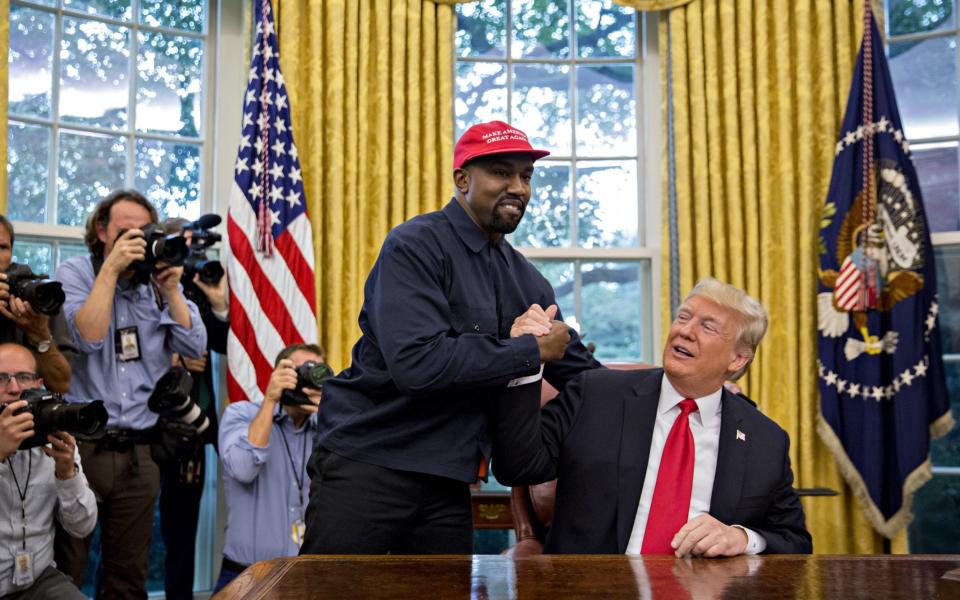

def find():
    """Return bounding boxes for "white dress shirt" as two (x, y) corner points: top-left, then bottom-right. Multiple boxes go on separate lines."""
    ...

(625, 378), (766, 555)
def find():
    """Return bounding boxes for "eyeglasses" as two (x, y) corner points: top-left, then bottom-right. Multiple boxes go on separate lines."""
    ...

(0, 372), (40, 386)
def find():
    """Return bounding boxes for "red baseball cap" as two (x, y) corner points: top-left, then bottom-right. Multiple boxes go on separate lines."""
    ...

(453, 121), (550, 169)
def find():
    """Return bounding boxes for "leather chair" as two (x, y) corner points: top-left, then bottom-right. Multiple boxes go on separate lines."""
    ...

(508, 363), (649, 556)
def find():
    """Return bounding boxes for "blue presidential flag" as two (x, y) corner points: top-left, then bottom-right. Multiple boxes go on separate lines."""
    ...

(817, 12), (953, 538)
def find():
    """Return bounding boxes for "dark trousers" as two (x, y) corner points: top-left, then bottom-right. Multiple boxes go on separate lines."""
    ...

(54, 441), (160, 600)
(158, 448), (205, 600)
(1, 565), (86, 600)
(299, 448), (473, 555)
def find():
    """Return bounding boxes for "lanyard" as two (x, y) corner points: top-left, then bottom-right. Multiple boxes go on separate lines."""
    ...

(276, 417), (308, 509)
(6, 452), (32, 550)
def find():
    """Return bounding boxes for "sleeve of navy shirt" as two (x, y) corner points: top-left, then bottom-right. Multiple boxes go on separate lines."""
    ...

(366, 234), (543, 396)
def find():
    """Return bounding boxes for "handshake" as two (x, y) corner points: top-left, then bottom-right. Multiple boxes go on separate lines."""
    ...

(511, 304), (571, 362)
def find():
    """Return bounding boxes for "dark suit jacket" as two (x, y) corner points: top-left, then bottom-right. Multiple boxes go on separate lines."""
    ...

(491, 368), (812, 554)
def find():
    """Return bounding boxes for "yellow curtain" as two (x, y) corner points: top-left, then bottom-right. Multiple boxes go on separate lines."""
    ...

(0, 0), (9, 214)
(272, 0), (456, 369)
(660, 0), (907, 553)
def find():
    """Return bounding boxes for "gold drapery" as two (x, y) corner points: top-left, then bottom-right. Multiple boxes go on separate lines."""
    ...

(660, 0), (906, 553)
(272, 0), (456, 369)
(0, 0), (9, 214)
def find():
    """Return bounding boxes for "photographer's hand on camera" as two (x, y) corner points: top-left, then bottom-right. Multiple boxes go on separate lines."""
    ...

(103, 228), (147, 277)
(0, 399), (33, 460)
(248, 359), (298, 448)
(44, 430), (78, 480)
(193, 272), (228, 314)
(179, 351), (208, 373)
(153, 264), (194, 330)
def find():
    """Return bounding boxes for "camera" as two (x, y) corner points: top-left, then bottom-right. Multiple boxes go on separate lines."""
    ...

(141, 223), (189, 268)
(280, 361), (334, 406)
(181, 214), (224, 286)
(4, 263), (65, 316)
(147, 367), (210, 435)
(12, 389), (107, 450)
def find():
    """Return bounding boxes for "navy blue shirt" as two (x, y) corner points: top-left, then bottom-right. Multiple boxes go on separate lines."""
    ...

(317, 199), (601, 482)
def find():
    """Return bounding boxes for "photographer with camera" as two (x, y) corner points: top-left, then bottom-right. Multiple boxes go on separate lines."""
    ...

(0, 216), (72, 393)
(156, 215), (228, 600)
(52, 190), (206, 598)
(0, 343), (97, 599)
(214, 343), (327, 593)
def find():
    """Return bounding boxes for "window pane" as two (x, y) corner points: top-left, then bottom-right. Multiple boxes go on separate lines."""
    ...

(12, 241), (53, 277)
(455, 62), (508, 137)
(936, 245), (960, 355)
(513, 64), (571, 155)
(58, 243), (89, 268)
(529, 260), (575, 321)
(57, 131), (127, 226)
(512, 0), (569, 59)
(140, 0), (206, 33)
(580, 261), (645, 361)
(137, 31), (204, 136)
(889, 36), (959, 139)
(576, 0), (636, 59)
(8, 122), (51, 224)
(576, 64), (636, 156)
(9, 6), (54, 118)
(63, 0), (132, 21)
(135, 139), (202, 219)
(930, 360), (960, 465)
(576, 160), (638, 248)
(908, 473), (960, 552)
(887, 0), (955, 37)
(60, 18), (130, 131)
(912, 143), (960, 233)
(513, 162), (571, 247)
(456, 0), (506, 58)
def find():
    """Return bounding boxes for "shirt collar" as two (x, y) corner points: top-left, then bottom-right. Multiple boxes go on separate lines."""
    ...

(658, 375), (723, 429)
(443, 198), (495, 255)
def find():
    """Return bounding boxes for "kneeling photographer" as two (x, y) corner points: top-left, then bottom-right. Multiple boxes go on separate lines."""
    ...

(155, 216), (228, 600)
(215, 343), (329, 593)
(0, 216), (73, 393)
(0, 342), (98, 599)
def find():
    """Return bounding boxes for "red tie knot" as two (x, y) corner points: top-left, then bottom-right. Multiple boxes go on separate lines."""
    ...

(679, 398), (699, 415)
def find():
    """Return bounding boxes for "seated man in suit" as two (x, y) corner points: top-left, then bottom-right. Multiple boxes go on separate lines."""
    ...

(492, 277), (812, 556)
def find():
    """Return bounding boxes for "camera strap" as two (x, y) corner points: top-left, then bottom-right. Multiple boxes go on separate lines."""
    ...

(5, 452), (32, 550)
(276, 420), (308, 510)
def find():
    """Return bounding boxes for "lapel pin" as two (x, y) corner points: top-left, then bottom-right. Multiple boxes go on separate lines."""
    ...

(736, 429), (746, 442)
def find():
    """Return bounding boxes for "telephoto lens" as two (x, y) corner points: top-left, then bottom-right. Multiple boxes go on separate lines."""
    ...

(148, 367), (210, 434)
(4, 263), (65, 315)
(15, 389), (108, 449)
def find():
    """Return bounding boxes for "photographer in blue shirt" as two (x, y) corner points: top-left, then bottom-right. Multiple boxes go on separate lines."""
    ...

(214, 343), (324, 593)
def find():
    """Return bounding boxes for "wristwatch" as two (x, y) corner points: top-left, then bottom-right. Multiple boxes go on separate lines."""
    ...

(35, 339), (52, 354)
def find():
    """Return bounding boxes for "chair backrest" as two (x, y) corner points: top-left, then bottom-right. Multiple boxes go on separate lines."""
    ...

(508, 363), (651, 555)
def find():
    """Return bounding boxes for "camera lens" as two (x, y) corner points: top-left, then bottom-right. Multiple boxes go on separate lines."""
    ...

(298, 361), (334, 390)
(19, 280), (66, 316)
(197, 260), (224, 284)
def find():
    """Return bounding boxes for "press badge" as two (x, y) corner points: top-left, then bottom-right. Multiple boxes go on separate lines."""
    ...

(12, 550), (33, 587)
(291, 518), (306, 547)
(115, 326), (141, 361)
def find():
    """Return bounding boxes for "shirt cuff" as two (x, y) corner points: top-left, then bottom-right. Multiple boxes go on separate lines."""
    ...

(55, 468), (89, 499)
(507, 364), (544, 388)
(212, 306), (229, 322)
(733, 525), (767, 555)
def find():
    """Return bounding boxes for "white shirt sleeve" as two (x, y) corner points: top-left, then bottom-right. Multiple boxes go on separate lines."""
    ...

(733, 525), (767, 555)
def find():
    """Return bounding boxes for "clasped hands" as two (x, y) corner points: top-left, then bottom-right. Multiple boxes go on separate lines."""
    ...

(510, 304), (571, 363)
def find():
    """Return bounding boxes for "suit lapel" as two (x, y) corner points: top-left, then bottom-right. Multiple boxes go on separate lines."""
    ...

(709, 389), (750, 523)
(616, 369), (663, 553)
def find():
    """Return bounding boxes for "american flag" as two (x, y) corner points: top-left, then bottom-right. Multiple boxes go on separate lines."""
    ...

(225, 0), (317, 403)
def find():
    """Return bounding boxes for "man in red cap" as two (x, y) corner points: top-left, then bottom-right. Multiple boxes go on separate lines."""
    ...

(300, 121), (600, 555)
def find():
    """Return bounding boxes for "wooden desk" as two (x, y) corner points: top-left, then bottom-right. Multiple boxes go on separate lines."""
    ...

(215, 554), (960, 599)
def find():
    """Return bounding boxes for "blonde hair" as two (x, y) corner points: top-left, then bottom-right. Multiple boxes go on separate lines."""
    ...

(683, 277), (768, 380)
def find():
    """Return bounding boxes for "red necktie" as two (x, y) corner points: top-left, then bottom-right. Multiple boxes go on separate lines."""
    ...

(641, 398), (699, 554)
